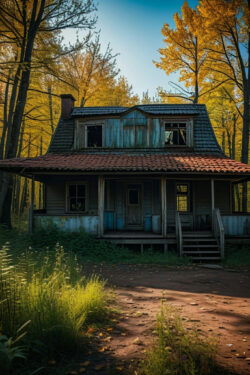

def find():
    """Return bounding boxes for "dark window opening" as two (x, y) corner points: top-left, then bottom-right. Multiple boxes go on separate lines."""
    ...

(176, 183), (189, 212)
(68, 184), (86, 212)
(165, 123), (187, 146)
(129, 189), (139, 205)
(87, 125), (102, 147)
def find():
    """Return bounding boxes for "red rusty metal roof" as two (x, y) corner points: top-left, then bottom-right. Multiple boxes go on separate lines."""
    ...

(0, 153), (249, 175)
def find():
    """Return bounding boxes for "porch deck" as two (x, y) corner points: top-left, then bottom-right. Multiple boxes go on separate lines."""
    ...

(102, 231), (163, 239)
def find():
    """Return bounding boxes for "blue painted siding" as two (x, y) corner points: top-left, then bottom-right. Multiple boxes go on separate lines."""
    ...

(222, 215), (250, 236)
(34, 215), (99, 234)
(104, 211), (115, 230)
(122, 110), (148, 148)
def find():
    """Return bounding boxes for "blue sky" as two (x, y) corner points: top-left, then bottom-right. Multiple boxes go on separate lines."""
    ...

(97, 0), (198, 98)
(64, 0), (199, 98)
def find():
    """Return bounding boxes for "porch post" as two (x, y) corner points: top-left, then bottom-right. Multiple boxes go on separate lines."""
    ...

(98, 175), (105, 237)
(28, 176), (35, 234)
(211, 178), (215, 229)
(161, 176), (167, 238)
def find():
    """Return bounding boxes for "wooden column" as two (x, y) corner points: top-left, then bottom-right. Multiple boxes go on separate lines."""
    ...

(211, 178), (215, 229)
(98, 175), (105, 237)
(161, 176), (167, 238)
(28, 176), (35, 234)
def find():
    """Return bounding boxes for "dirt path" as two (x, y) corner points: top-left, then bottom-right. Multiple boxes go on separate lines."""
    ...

(79, 264), (250, 375)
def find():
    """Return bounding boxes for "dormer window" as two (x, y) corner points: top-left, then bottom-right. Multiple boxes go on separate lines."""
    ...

(163, 119), (193, 148)
(74, 121), (104, 149)
(165, 122), (187, 146)
(87, 125), (102, 147)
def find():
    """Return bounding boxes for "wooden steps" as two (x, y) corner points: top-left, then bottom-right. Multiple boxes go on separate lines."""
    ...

(182, 231), (221, 262)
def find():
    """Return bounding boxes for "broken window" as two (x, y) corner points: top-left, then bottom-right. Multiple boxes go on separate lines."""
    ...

(68, 184), (86, 212)
(165, 123), (187, 146)
(87, 125), (102, 147)
(176, 184), (189, 212)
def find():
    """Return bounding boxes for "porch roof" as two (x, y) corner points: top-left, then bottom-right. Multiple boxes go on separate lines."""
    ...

(0, 153), (249, 176)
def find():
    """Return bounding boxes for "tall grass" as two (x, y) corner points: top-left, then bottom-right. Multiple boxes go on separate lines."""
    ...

(0, 242), (108, 371)
(223, 245), (250, 267)
(140, 303), (217, 375)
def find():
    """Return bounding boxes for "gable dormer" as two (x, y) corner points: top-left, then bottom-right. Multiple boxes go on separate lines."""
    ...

(72, 108), (195, 150)
(48, 100), (222, 154)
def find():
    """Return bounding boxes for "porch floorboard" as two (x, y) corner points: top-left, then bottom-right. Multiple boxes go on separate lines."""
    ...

(102, 231), (163, 239)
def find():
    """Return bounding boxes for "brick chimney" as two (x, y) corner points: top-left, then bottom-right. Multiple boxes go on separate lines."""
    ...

(60, 94), (76, 119)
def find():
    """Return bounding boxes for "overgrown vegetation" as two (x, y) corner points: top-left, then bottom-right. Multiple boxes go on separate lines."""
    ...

(223, 245), (250, 267)
(0, 240), (108, 374)
(139, 303), (218, 375)
(0, 226), (190, 266)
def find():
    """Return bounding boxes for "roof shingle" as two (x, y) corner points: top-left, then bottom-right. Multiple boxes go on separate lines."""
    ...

(0, 153), (249, 175)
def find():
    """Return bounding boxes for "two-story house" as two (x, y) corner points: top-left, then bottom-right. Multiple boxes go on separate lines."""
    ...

(0, 94), (250, 260)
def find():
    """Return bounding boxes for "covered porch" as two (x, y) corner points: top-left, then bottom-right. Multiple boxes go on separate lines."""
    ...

(31, 174), (250, 259)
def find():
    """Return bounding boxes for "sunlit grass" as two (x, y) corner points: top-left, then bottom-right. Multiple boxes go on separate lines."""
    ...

(139, 303), (218, 375)
(0, 242), (108, 373)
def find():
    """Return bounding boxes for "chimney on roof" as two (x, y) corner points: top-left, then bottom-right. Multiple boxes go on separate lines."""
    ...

(60, 94), (76, 119)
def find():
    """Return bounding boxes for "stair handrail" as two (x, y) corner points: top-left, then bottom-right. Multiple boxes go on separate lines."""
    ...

(175, 211), (183, 257)
(212, 208), (225, 259)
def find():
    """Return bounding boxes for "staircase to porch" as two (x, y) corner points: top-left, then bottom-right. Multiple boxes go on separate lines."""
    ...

(176, 209), (225, 262)
(182, 231), (221, 261)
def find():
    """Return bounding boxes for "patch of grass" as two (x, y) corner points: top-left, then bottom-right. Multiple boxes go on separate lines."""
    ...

(0, 226), (190, 266)
(139, 303), (218, 375)
(0, 242), (108, 374)
(223, 245), (250, 267)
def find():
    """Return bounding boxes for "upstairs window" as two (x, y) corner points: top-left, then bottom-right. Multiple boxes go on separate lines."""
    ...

(67, 183), (87, 212)
(165, 122), (187, 146)
(176, 183), (189, 212)
(87, 125), (102, 147)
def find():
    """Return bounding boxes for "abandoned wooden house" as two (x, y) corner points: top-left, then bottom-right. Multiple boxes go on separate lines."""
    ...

(0, 94), (250, 260)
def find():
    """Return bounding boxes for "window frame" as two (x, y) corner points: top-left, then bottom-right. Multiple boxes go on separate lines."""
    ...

(74, 120), (105, 149)
(175, 182), (190, 213)
(85, 123), (104, 148)
(66, 182), (88, 213)
(161, 118), (193, 148)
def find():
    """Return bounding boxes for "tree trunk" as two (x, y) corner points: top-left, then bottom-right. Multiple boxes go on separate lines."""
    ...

(194, 37), (199, 104)
(0, 0), (46, 226)
(48, 86), (54, 133)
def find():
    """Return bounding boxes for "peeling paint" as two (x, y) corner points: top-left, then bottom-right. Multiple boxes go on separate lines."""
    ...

(34, 215), (99, 234)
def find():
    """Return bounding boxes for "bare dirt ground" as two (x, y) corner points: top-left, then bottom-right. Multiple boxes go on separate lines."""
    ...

(76, 264), (250, 375)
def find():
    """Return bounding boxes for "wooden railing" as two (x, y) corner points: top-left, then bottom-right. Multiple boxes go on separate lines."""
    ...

(175, 211), (183, 257)
(213, 208), (225, 259)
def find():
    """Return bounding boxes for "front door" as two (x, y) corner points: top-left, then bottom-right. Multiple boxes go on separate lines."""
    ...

(126, 184), (142, 229)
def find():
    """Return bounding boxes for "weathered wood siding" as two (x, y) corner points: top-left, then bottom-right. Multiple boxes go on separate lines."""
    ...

(166, 181), (176, 229)
(45, 176), (98, 215)
(222, 215), (250, 236)
(46, 183), (65, 215)
(34, 215), (99, 234)
(75, 110), (174, 149)
(103, 179), (161, 231)
(44, 176), (232, 234)
(215, 181), (231, 214)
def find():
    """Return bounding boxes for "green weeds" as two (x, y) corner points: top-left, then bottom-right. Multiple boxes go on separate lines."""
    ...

(223, 245), (250, 267)
(140, 303), (218, 375)
(0, 226), (189, 265)
(0, 242), (108, 374)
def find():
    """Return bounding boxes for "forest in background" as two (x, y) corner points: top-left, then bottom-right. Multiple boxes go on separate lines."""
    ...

(0, 0), (249, 226)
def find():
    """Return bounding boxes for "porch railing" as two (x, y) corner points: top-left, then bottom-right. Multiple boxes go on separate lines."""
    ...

(213, 208), (225, 259)
(175, 211), (183, 257)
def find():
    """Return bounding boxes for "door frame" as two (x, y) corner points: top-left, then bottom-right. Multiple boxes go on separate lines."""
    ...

(125, 182), (144, 230)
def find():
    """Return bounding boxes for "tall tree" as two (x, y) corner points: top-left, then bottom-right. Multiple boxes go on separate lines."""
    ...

(199, 0), (249, 210)
(0, 0), (96, 226)
(154, 1), (208, 103)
